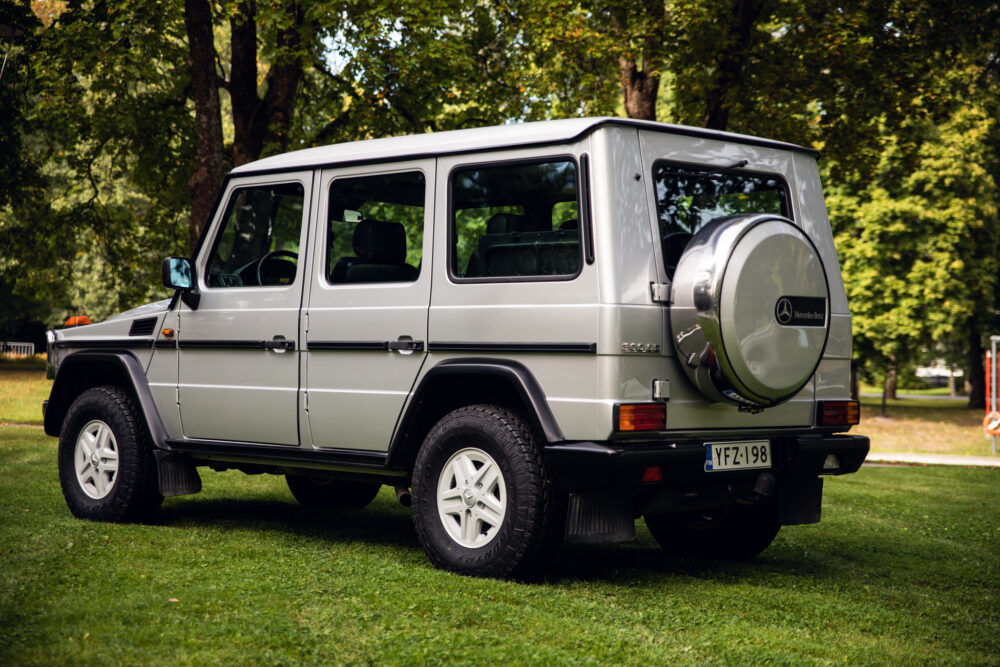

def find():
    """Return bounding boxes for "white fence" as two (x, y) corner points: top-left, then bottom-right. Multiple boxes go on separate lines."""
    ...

(1, 341), (35, 358)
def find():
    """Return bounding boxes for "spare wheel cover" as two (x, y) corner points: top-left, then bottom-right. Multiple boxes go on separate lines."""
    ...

(669, 214), (830, 407)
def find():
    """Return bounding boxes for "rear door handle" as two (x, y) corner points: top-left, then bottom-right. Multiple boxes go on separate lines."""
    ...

(388, 339), (424, 352)
(264, 337), (295, 352)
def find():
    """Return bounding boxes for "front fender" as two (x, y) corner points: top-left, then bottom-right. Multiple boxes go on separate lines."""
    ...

(44, 351), (169, 448)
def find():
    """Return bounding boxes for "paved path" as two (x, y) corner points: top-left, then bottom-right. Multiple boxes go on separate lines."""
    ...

(859, 392), (966, 401)
(866, 452), (999, 468)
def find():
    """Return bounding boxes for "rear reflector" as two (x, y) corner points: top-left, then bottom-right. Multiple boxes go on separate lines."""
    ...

(817, 401), (860, 426)
(642, 466), (664, 483)
(615, 404), (666, 432)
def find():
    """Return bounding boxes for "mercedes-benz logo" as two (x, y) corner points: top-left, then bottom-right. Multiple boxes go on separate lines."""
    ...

(775, 297), (794, 325)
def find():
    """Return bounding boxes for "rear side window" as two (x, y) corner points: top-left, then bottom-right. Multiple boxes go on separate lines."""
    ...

(451, 159), (581, 280)
(653, 163), (789, 278)
(326, 171), (425, 284)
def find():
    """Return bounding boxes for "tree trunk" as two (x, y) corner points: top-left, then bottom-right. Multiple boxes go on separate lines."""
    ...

(948, 368), (956, 397)
(968, 325), (986, 409)
(885, 365), (898, 401)
(880, 372), (888, 417)
(261, 7), (304, 155)
(230, 1), (263, 168)
(612, 0), (668, 122)
(618, 57), (659, 120)
(702, 0), (769, 131)
(881, 364), (897, 417)
(183, 0), (225, 250)
(230, 1), (304, 167)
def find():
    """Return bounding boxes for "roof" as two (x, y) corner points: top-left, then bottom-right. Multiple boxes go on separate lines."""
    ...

(231, 117), (818, 176)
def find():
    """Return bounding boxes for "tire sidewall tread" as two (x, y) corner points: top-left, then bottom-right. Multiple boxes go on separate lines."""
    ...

(412, 405), (555, 579)
(58, 386), (162, 522)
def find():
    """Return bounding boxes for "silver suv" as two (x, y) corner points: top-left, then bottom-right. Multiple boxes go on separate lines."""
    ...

(44, 118), (868, 578)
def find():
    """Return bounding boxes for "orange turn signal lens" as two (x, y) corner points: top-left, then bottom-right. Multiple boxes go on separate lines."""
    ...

(817, 400), (860, 426)
(615, 403), (666, 432)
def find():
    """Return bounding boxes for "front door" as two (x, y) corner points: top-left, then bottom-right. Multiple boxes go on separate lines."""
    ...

(177, 173), (311, 445)
(303, 161), (433, 450)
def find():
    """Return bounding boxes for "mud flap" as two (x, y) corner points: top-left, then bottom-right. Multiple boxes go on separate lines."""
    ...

(779, 476), (823, 525)
(565, 492), (636, 543)
(154, 451), (202, 497)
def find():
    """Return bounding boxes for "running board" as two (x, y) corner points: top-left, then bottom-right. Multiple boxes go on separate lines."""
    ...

(161, 439), (402, 477)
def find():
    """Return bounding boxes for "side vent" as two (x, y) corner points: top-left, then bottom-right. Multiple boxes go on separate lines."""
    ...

(129, 317), (157, 337)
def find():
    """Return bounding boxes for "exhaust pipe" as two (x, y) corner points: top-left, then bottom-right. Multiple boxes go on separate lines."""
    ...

(394, 485), (412, 507)
(732, 472), (776, 505)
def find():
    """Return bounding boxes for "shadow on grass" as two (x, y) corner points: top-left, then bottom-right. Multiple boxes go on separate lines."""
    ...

(157, 493), (422, 551)
(153, 491), (872, 585)
(553, 540), (827, 585)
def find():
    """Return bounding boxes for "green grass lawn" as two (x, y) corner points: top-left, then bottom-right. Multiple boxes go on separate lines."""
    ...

(0, 359), (51, 425)
(858, 394), (996, 457)
(1, 427), (998, 664)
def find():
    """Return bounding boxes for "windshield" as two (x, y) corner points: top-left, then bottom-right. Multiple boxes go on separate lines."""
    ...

(653, 163), (789, 278)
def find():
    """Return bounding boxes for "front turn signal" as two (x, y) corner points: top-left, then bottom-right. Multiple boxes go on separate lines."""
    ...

(817, 400), (860, 427)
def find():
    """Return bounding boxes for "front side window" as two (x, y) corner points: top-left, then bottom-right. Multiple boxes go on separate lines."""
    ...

(206, 182), (305, 287)
(653, 163), (789, 278)
(327, 171), (425, 284)
(451, 159), (580, 280)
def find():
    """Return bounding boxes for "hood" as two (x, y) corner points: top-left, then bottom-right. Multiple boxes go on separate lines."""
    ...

(104, 298), (172, 322)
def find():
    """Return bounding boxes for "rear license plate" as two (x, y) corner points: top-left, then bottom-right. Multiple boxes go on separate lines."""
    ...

(704, 440), (771, 472)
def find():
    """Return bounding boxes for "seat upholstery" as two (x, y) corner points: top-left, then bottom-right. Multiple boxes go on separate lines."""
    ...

(336, 220), (418, 283)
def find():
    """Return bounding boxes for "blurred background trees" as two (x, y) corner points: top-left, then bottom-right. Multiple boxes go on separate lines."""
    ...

(1, 0), (997, 407)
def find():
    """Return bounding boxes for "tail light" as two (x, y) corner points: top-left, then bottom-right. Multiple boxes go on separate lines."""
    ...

(615, 404), (666, 432)
(817, 400), (860, 427)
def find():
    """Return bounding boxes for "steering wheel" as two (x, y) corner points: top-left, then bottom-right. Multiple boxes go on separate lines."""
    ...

(256, 249), (299, 285)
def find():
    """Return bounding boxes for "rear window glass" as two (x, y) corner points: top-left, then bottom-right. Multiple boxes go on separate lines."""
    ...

(653, 163), (789, 278)
(451, 159), (581, 280)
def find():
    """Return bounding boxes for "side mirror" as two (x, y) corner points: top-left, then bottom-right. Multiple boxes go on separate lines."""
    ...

(162, 257), (194, 289)
(162, 257), (200, 309)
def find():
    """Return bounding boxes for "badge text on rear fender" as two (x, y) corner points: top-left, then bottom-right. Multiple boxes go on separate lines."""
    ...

(704, 440), (771, 472)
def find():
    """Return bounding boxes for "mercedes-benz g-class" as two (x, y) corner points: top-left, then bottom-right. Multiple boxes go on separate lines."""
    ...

(45, 118), (868, 578)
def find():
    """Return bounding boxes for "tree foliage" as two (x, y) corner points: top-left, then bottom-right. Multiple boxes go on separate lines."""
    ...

(829, 101), (998, 391)
(1, 0), (998, 402)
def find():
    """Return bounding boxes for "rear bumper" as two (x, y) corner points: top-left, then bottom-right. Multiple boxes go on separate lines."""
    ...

(543, 433), (869, 493)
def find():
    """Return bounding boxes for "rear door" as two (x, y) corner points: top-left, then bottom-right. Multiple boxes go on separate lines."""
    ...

(177, 173), (311, 445)
(303, 162), (433, 450)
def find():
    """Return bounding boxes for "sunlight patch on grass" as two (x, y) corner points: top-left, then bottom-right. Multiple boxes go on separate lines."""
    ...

(858, 395), (994, 456)
(0, 362), (51, 425)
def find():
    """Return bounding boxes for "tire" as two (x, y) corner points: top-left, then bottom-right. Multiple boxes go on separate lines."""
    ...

(58, 386), (163, 522)
(644, 501), (780, 561)
(411, 405), (558, 579)
(285, 475), (381, 509)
